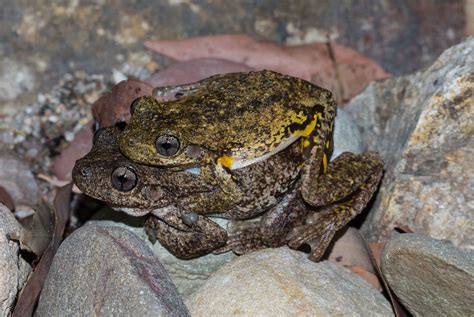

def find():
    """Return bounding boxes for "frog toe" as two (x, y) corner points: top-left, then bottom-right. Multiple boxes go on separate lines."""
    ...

(287, 222), (336, 262)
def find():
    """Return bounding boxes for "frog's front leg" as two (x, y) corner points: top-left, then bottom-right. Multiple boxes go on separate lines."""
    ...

(289, 152), (383, 261)
(145, 211), (227, 259)
(214, 189), (308, 255)
(180, 163), (244, 214)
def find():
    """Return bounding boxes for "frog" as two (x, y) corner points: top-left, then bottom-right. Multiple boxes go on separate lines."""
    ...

(118, 70), (337, 214)
(73, 126), (306, 259)
(74, 123), (384, 261)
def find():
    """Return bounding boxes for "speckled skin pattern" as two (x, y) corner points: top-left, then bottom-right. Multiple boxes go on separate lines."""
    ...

(120, 70), (335, 167)
(73, 126), (383, 261)
(119, 70), (337, 214)
(73, 126), (303, 259)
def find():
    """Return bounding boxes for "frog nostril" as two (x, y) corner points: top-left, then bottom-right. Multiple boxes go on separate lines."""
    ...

(80, 167), (93, 178)
(111, 166), (137, 192)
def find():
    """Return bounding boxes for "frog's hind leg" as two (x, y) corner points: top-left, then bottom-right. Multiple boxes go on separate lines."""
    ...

(288, 152), (383, 262)
(213, 189), (308, 255)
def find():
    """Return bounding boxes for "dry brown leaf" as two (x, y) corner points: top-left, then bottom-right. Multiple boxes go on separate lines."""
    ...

(328, 227), (374, 273)
(362, 237), (408, 317)
(18, 202), (53, 257)
(145, 34), (389, 102)
(92, 79), (153, 128)
(51, 124), (94, 181)
(347, 265), (382, 290)
(368, 241), (385, 269)
(146, 58), (252, 87)
(13, 183), (73, 317)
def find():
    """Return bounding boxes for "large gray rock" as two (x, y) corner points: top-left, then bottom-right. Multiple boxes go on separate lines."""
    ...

(36, 225), (189, 317)
(381, 234), (474, 316)
(332, 108), (363, 158)
(0, 203), (31, 316)
(88, 208), (237, 297)
(186, 247), (393, 316)
(347, 38), (474, 248)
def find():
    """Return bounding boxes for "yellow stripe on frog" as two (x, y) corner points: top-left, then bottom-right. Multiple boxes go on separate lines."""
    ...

(217, 155), (234, 169)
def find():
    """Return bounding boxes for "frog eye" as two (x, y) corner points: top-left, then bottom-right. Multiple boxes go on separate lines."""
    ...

(155, 135), (180, 156)
(111, 166), (137, 192)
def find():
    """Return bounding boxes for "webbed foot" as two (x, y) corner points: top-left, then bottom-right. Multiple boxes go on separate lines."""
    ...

(287, 213), (337, 261)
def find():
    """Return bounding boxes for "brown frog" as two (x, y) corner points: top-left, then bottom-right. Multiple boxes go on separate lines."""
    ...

(73, 126), (306, 258)
(73, 125), (383, 261)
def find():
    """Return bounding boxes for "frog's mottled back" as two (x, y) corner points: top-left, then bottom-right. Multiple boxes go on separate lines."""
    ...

(120, 70), (336, 169)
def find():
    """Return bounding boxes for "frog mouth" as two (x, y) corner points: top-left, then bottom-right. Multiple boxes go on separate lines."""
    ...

(111, 205), (153, 217)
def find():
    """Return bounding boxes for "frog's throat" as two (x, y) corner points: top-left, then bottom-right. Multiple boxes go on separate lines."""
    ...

(223, 135), (300, 170)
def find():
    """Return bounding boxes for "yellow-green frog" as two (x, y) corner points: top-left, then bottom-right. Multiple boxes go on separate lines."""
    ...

(119, 70), (337, 213)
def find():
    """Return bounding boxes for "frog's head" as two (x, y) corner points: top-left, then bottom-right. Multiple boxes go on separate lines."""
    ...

(73, 126), (208, 216)
(119, 95), (210, 168)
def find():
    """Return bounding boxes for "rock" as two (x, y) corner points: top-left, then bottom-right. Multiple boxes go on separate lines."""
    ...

(381, 233), (474, 316)
(0, 203), (31, 316)
(36, 225), (189, 316)
(332, 108), (362, 158)
(0, 151), (42, 208)
(88, 207), (237, 297)
(347, 38), (474, 249)
(186, 247), (393, 316)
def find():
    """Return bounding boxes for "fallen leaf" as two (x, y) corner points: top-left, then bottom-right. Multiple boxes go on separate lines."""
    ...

(328, 227), (374, 273)
(347, 265), (382, 290)
(92, 79), (153, 128)
(145, 34), (389, 102)
(18, 202), (53, 257)
(362, 236), (408, 317)
(368, 241), (385, 269)
(146, 58), (252, 87)
(51, 124), (94, 181)
(13, 183), (73, 317)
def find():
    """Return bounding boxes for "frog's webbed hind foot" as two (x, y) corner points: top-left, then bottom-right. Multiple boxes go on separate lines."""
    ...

(287, 213), (337, 262)
(290, 153), (383, 262)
